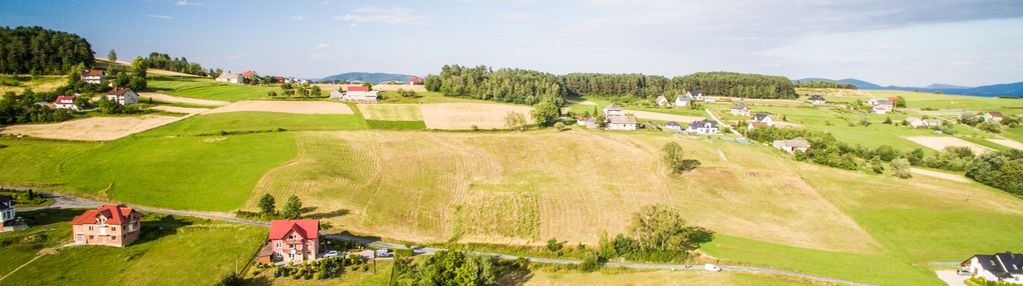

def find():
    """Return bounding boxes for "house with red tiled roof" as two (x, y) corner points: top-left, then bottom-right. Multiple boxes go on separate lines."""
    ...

(258, 219), (320, 264)
(106, 87), (139, 105)
(54, 95), (79, 110)
(242, 70), (258, 78)
(81, 69), (104, 84)
(409, 76), (423, 85)
(70, 204), (143, 247)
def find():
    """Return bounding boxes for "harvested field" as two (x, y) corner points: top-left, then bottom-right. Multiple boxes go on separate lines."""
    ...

(910, 168), (971, 183)
(314, 84), (425, 92)
(150, 105), (209, 114)
(140, 92), (228, 106)
(988, 138), (1023, 150)
(0, 115), (185, 141)
(420, 103), (534, 130)
(905, 136), (994, 154)
(243, 130), (879, 252)
(625, 110), (705, 123)
(357, 104), (422, 121)
(207, 101), (354, 115)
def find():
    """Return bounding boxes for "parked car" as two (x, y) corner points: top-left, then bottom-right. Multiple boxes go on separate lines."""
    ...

(323, 250), (340, 258)
(704, 264), (721, 272)
(957, 269), (971, 276)
(376, 248), (392, 257)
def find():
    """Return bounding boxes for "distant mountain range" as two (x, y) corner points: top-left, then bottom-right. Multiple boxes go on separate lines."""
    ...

(318, 72), (416, 83)
(795, 78), (1023, 98)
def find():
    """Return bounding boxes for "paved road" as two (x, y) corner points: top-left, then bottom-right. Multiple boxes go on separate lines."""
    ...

(705, 108), (744, 137)
(27, 190), (876, 286)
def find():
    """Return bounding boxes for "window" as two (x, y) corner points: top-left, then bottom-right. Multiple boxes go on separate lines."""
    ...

(88, 226), (93, 231)
(111, 227), (116, 231)
(75, 234), (84, 242)
(276, 242), (282, 248)
(88, 235), (94, 239)
(112, 236), (117, 240)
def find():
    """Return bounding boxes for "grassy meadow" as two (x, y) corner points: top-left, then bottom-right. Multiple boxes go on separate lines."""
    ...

(148, 76), (278, 102)
(0, 209), (265, 285)
(140, 112), (368, 136)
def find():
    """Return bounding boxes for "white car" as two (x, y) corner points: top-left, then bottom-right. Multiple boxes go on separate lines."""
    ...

(322, 250), (340, 258)
(704, 264), (721, 272)
(375, 249), (392, 257)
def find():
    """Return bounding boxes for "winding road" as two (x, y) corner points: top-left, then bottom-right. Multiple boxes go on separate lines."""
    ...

(24, 191), (876, 286)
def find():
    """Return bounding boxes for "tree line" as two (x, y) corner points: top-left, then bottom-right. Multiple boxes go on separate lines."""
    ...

(425, 65), (799, 106)
(0, 26), (95, 75)
(145, 52), (212, 77)
(794, 80), (857, 89)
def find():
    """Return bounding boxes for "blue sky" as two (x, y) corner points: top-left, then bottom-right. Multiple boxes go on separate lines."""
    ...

(2, 0), (1022, 86)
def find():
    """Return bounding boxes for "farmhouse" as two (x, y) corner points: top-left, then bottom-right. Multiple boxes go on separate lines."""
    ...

(603, 103), (625, 117)
(242, 70), (258, 78)
(987, 112), (1004, 122)
(664, 121), (683, 131)
(333, 85), (379, 102)
(409, 76), (423, 85)
(962, 252), (1023, 284)
(606, 115), (638, 130)
(81, 69), (104, 84)
(808, 95), (826, 105)
(70, 204), (143, 247)
(655, 95), (670, 107)
(731, 103), (751, 116)
(923, 119), (943, 127)
(0, 196), (26, 232)
(686, 89), (703, 100)
(748, 113), (774, 129)
(688, 119), (719, 134)
(106, 87), (139, 105)
(258, 219), (320, 264)
(54, 95), (79, 110)
(872, 99), (893, 114)
(773, 137), (811, 153)
(216, 72), (243, 84)
(905, 117), (925, 128)
(674, 95), (693, 107)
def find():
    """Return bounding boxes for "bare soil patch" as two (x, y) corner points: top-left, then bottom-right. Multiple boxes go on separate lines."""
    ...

(988, 138), (1023, 150)
(905, 136), (994, 154)
(150, 105), (209, 114)
(0, 115), (184, 141)
(140, 93), (229, 107)
(420, 103), (533, 129)
(207, 101), (354, 115)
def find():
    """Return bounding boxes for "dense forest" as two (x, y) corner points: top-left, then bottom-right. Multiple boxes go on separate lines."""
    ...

(425, 65), (567, 105)
(673, 72), (797, 99)
(0, 26), (95, 75)
(795, 80), (857, 89)
(426, 66), (798, 105)
(145, 52), (210, 76)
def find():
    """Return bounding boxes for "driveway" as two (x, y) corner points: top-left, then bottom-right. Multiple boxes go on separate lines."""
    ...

(934, 270), (967, 286)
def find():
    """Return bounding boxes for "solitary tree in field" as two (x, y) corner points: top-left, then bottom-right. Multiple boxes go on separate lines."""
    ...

(505, 111), (526, 131)
(259, 194), (276, 216)
(891, 158), (912, 179)
(629, 205), (713, 253)
(662, 142), (699, 173)
(283, 195), (303, 219)
(531, 100), (560, 127)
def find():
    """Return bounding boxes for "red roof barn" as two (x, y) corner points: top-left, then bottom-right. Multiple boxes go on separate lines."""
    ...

(242, 70), (258, 78)
(347, 86), (370, 92)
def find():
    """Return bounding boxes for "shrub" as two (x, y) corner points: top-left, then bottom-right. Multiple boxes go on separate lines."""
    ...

(578, 252), (602, 272)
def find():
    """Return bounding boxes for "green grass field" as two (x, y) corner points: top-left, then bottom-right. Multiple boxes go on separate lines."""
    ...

(61, 133), (298, 211)
(0, 138), (101, 185)
(0, 209), (265, 285)
(141, 112), (368, 136)
(148, 76), (278, 102)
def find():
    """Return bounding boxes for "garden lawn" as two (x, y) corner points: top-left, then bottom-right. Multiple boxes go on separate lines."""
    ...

(148, 76), (277, 102)
(61, 133), (298, 211)
(140, 112), (368, 136)
(0, 210), (265, 285)
(0, 138), (100, 185)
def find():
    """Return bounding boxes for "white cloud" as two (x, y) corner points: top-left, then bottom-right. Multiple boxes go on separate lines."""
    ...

(147, 14), (175, 20)
(334, 6), (430, 25)
(175, 0), (203, 6)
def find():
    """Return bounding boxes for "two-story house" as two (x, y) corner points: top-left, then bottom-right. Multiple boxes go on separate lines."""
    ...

(81, 70), (104, 85)
(69, 204), (143, 247)
(1, 195), (19, 232)
(106, 87), (139, 105)
(261, 219), (320, 264)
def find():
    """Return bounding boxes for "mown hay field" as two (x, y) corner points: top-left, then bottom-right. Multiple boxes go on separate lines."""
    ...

(420, 103), (534, 129)
(358, 104), (422, 121)
(0, 115), (188, 141)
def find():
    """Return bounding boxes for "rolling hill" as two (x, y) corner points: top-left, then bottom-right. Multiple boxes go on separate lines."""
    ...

(319, 72), (416, 83)
(796, 77), (1023, 97)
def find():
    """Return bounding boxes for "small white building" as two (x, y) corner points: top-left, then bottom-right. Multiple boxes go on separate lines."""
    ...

(685, 89), (703, 100)
(773, 137), (811, 153)
(216, 72), (243, 84)
(905, 117), (924, 128)
(748, 113), (774, 129)
(81, 70), (104, 85)
(923, 119), (943, 127)
(664, 121), (683, 131)
(687, 119), (719, 134)
(330, 86), (378, 102)
(962, 252), (1023, 284)
(674, 95), (692, 107)
(603, 103), (625, 117)
(54, 95), (79, 111)
(655, 95), (670, 107)
(730, 103), (751, 116)
(606, 116), (637, 131)
(106, 87), (139, 105)
(808, 95), (826, 105)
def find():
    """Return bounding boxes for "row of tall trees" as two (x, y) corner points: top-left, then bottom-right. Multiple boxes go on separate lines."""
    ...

(424, 65), (568, 105)
(426, 66), (800, 105)
(145, 52), (209, 76)
(794, 80), (857, 89)
(0, 26), (95, 75)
